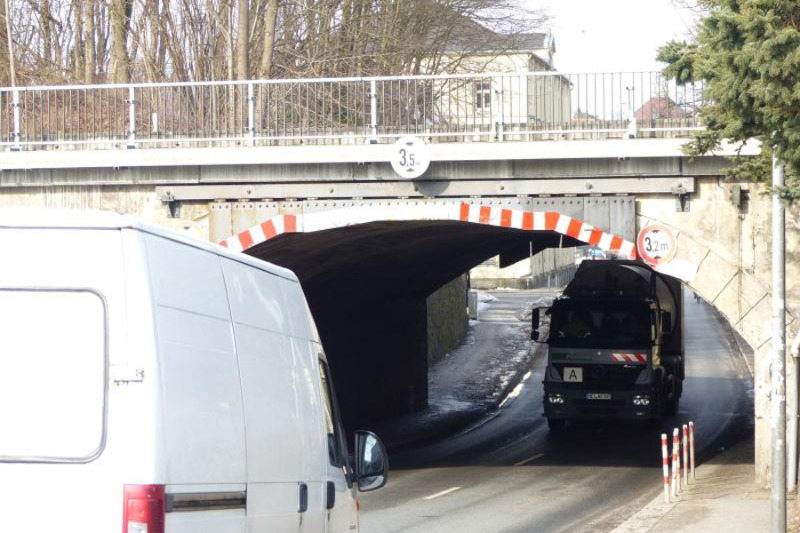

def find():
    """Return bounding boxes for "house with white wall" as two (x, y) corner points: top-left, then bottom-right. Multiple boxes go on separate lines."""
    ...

(427, 27), (572, 133)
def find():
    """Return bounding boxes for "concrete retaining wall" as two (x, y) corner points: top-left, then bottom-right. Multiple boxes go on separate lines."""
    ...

(471, 247), (576, 289)
(427, 275), (469, 366)
(528, 263), (579, 290)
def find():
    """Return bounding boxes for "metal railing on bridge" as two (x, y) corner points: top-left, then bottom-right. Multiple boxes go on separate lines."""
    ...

(0, 71), (705, 151)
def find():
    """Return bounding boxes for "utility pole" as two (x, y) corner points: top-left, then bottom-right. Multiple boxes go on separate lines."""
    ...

(771, 154), (787, 533)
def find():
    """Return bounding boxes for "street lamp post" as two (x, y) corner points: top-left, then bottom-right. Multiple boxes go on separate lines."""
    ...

(771, 154), (787, 533)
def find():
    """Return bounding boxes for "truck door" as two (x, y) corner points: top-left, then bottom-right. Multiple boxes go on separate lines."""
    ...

(318, 359), (359, 533)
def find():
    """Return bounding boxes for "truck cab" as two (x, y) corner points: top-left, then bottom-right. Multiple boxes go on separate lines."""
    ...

(532, 260), (684, 429)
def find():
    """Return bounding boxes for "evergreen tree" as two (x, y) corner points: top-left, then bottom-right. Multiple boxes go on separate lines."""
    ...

(658, 0), (800, 201)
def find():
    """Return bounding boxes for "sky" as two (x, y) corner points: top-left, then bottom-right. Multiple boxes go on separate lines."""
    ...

(535, 0), (702, 72)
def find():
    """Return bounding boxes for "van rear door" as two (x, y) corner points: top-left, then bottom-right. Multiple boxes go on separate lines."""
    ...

(144, 234), (247, 533)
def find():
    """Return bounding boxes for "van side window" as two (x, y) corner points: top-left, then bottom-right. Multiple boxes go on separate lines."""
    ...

(319, 361), (347, 468)
(0, 289), (107, 463)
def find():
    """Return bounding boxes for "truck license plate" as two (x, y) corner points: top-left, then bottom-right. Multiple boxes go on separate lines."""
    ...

(586, 393), (612, 400)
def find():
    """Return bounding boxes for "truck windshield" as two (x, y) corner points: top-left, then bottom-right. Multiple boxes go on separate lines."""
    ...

(551, 301), (651, 347)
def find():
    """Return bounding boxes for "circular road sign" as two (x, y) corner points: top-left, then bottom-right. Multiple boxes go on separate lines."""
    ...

(391, 136), (431, 179)
(637, 225), (677, 265)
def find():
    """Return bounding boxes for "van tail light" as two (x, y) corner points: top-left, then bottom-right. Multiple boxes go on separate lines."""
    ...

(123, 484), (165, 533)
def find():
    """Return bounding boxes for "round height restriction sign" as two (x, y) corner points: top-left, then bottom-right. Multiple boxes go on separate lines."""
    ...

(391, 136), (431, 179)
(637, 225), (677, 265)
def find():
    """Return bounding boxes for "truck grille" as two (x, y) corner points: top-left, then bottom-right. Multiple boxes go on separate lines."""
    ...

(555, 364), (643, 390)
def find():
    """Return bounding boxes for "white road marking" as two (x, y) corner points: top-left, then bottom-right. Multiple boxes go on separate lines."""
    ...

(423, 487), (462, 500)
(514, 453), (545, 466)
(498, 371), (533, 408)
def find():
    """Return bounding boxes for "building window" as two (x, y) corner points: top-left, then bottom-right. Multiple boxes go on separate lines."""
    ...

(475, 81), (492, 111)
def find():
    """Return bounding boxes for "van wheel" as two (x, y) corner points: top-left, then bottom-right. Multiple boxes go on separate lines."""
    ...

(547, 418), (566, 430)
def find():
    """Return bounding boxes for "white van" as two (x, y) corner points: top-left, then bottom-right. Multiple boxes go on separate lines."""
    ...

(0, 209), (387, 533)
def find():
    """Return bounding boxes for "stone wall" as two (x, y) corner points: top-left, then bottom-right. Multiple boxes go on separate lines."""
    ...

(426, 275), (469, 367)
(637, 176), (800, 486)
(0, 184), (210, 239)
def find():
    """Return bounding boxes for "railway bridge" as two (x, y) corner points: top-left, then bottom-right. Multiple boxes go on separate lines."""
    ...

(0, 71), (794, 484)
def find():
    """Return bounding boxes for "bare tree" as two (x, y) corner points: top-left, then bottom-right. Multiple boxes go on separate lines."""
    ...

(0, 0), (546, 85)
(235, 0), (248, 78)
(0, 0), (11, 85)
(257, 0), (278, 77)
(110, 0), (133, 82)
(84, 0), (96, 82)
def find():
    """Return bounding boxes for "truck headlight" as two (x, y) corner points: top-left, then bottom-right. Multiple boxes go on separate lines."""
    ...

(633, 395), (651, 406)
(547, 393), (565, 404)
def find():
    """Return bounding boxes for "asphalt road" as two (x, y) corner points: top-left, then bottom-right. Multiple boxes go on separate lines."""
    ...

(359, 291), (754, 533)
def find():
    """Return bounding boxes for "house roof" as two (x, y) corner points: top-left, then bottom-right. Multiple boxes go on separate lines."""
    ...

(634, 96), (687, 119)
(514, 32), (551, 51)
(444, 29), (553, 54)
(438, 11), (553, 57)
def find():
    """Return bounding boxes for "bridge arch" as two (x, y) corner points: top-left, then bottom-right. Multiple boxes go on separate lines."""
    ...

(219, 202), (637, 259)
(218, 202), (636, 429)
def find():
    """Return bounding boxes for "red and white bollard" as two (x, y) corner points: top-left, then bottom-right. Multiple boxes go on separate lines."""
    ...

(661, 433), (671, 503)
(682, 424), (689, 486)
(689, 421), (696, 481)
(672, 427), (680, 496)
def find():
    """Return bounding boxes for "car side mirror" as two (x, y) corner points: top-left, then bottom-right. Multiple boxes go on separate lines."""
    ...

(354, 430), (388, 492)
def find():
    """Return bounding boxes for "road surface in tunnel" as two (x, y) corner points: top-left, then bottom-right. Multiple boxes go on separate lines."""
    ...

(358, 291), (754, 533)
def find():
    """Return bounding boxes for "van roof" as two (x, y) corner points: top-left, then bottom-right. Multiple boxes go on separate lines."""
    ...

(0, 208), (298, 282)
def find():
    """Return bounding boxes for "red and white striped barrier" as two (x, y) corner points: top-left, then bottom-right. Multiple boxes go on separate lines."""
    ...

(611, 353), (647, 363)
(672, 428), (680, 497)
(689, 421), (696, 481)
(661, 433), (671, 503)
(659, 421), (697, 501)
(219, 202), (638, 259)
(682, 424), (689, 487)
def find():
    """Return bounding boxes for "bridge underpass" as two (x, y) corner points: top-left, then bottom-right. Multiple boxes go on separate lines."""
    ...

(216, 200), (635, 429)
(0, 71), (792, 484)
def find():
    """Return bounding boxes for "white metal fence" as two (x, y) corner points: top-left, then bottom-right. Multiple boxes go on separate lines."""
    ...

(0, 71), (705, 151)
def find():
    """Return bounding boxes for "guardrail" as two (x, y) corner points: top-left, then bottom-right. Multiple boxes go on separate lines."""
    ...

(0, 71), (705, 151)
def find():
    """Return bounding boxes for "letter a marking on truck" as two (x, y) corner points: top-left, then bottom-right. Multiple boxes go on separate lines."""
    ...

(564, 367), (583, 382)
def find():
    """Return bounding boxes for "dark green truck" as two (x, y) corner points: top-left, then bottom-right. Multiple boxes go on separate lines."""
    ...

(531, 260), (684, 429)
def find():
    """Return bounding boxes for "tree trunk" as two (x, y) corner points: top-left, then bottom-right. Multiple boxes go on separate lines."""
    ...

(227, 1), (234, 81)
(84, 0), (96, 82)
(95, 2), (107, 79)
(156, 0), (168, 76)
(257, 0), (278, 78)
(41, 0), (52, 68)
(72, 0), (84, 77)
(110, 0), (133, 82)
(0, 0), (8, 84)
(236, 0), (249, 79)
